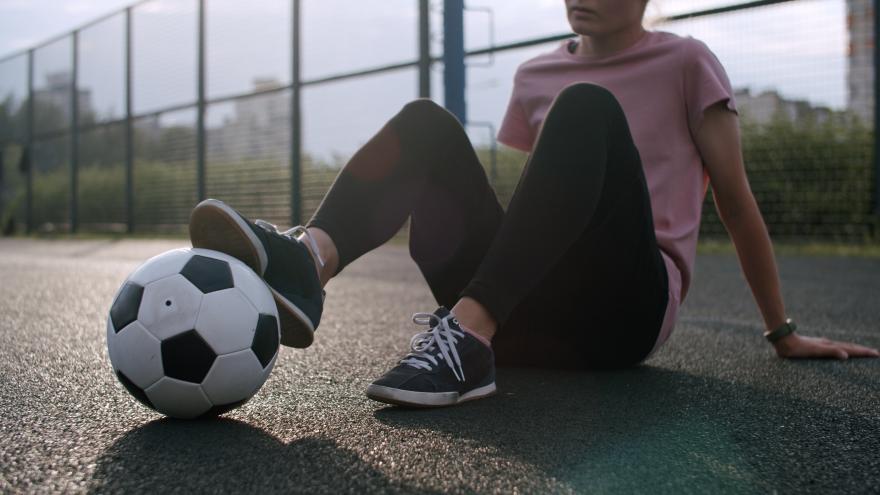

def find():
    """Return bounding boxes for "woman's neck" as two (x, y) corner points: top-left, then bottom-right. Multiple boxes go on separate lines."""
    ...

(575, 25), (647, 58)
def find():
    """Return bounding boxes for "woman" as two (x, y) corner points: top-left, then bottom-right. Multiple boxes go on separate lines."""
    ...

(188, 0), (879, 408)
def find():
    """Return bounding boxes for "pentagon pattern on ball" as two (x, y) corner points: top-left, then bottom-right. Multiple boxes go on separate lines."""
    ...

(145, 377), (213, 419)
(107, 321), (164, 389)
(138, 274), (203, 341)
(252, 314), (280, 368)
(161, 330), (217, 383)
(127, 248), (192, 286)
(115, 370), (155, 410)
(229, 262), (276, 315)
(110, 282), (144, 332)
(195, 288), (260, 355)
(201, 349), (265, 405)
(181, 255), (234, 294)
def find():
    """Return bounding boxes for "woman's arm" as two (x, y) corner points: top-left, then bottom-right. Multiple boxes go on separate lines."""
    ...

(693, 102), (879, 359)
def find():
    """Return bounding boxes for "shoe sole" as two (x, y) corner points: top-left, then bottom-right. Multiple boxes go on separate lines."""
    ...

(189, 199), (315, 348)
(364, 382), (497, 408)
(190, 199), (268, 274)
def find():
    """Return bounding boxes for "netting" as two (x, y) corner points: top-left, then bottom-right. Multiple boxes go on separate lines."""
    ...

(0, 0), (874, 240)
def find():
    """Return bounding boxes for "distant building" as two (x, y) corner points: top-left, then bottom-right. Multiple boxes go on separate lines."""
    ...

(33, 71), (93, 125)
(207, 78), (289, 163)
(134, 114), (162, 143)
(847, 0), (874, 124)
(733, 87), (833, 126)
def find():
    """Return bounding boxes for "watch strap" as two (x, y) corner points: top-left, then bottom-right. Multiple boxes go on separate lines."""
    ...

(764, 318), (796, 343)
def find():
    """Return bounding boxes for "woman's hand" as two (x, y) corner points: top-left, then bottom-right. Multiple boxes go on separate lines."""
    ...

(773, 333), (880, 359)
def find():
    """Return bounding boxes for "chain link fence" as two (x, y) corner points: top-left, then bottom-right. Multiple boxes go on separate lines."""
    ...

(0, 0), (877, 242)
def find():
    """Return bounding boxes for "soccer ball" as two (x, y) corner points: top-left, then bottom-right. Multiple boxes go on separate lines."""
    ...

(107, 248), (280, 419)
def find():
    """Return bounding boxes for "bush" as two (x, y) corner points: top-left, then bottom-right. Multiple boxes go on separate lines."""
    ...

(479, 115), (876, 243)
(701, 115), (874, 241)
(3, 114), (877, 242)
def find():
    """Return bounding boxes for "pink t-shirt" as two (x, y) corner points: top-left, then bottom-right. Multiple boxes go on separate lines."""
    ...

(497, 30), (738, 354)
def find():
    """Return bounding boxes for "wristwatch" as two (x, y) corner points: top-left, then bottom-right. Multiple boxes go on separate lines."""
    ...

(764, 318), (796, 343)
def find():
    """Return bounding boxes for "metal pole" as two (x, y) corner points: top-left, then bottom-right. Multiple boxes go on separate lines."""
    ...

(125, 7), (134, 233)
(418, 0), (431, 98)
(70, 31), (79, 233)
(26, 49), (34, 234)
(196, 0), (206, 203)
(443, 0), (466, 124)
(291, 0), (302, 226)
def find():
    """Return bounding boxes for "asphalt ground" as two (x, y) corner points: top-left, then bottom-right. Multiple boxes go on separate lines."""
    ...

(0, 238), (878, 494)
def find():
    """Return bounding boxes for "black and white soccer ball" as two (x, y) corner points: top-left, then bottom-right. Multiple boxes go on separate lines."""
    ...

(106, 248), (280, 419)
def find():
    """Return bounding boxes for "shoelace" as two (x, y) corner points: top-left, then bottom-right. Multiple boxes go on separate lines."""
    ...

(400, 312), (467, 382)
(254, 219), (326, 269)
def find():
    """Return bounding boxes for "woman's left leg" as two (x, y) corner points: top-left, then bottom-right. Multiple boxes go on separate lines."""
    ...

(458, 82), (669, 368)
(368, 82), (668, 408)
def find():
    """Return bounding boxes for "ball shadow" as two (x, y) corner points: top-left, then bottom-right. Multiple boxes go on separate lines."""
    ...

(89, 418), (439, 494)
(374, 365), (880, 493)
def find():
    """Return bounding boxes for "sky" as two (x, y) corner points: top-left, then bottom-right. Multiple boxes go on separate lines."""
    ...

(0, 0), (853, 159)
(0, 0), (762, 58)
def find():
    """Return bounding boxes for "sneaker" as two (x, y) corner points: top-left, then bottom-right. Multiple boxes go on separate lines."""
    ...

(366, 307), (497, 407)
(189, 198), (325, 348)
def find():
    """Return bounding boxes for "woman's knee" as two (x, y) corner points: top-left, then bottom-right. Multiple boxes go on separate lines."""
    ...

(549, 82), (625, 122)
(558, 82), (618, 105)
(396, 98), (462, 134)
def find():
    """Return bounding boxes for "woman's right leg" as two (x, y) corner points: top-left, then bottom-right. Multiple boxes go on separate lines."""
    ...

(306, 100), (509, 406)
(306, 99), (504, 308)
(190, 99), (500, 353)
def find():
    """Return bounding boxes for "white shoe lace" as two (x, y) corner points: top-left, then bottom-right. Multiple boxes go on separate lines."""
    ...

(400, 312), (467, 382)
(254, 219), (326, 269)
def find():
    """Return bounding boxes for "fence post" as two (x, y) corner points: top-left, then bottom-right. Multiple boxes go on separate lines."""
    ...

(125, 7), (134, 233)
(443, 0), (466, 124)
(26, 49), (34, 234)
(71, 31), (79, 233)
(419, 0), (431, 98)
(291, 0), (302, 226)
(196, 0), (206, 203)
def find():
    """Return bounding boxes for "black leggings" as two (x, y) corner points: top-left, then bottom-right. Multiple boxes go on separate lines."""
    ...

(307, 82), (668, 369)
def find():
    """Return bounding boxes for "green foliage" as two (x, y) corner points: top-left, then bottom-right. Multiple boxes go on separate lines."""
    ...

(0, 100), (876, 241)
(701, 115), (874, 241)
(474, 146), (528, 209)
(18, 156), (338, 233)
(480, 115), (876, 243)
(0, 96), (13, 142)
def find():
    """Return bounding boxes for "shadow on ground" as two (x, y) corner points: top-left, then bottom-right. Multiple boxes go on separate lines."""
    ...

(88, 419), (441, 494)
(88, 365), (880, 494)
(373, 366), (879, 493)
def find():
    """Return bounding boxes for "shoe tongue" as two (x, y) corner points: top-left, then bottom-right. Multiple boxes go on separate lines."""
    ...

(432, 306), (463, 331)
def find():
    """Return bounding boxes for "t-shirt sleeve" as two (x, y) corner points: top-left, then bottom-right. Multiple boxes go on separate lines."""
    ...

(497, 72), (535, 152)
(683, 37), (738, 137)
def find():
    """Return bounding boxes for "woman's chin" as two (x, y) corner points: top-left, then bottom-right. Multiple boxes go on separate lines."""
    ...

(567, 21), (601, 37)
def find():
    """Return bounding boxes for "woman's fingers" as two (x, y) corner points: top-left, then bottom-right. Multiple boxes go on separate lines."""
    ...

(795, 338), (848, 359)
(800, 339), (846, 359)
(775, 333), (879, 359)
(829, 340), (880, 358)
(817, 343), (848, 360)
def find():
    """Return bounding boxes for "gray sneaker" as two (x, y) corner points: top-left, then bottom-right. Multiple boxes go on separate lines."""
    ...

(189, 199), (325, 348)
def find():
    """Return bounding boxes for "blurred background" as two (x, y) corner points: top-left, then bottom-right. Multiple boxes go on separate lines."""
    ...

(0, 0), (877, 243)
